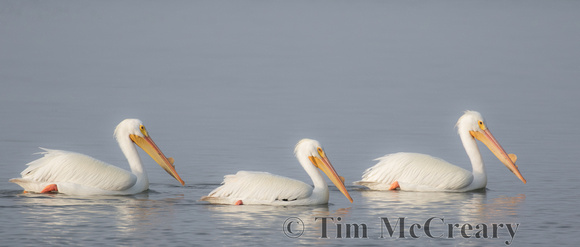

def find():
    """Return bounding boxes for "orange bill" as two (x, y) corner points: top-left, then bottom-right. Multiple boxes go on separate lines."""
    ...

(309, 151), (354, 203)
(470, 129), (526, 184)
(130, 134), (185, 185)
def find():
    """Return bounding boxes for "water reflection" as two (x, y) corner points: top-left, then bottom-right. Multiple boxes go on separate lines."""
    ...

(202, 203), (332, 230)
(201, 202), (356, 245)
(479, 194), (526, 219)
(358, 188), (525, 223)
(13, 192), (183, 242)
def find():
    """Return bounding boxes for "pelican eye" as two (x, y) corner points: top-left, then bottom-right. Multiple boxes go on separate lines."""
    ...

(316, 147), (325, 157)
(478, 120), (486, 130)
(139, 125), (148, 135)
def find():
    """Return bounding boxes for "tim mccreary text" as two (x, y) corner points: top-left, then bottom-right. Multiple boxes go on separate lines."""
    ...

(314, 217), (520, 245)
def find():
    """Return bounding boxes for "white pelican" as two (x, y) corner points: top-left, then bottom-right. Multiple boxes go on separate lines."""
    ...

(355, 111), (526, 192)
(201, 138), (353, 205)
(9, 119), (185, 195)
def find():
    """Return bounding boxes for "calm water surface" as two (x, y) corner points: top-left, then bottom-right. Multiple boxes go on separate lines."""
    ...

(1, 1), (579, 246)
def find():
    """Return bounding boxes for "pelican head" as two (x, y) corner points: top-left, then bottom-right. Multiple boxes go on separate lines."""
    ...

(456, 111), (526, 184)
(115, 119), (185, 185)
(295, 139), (353, 202)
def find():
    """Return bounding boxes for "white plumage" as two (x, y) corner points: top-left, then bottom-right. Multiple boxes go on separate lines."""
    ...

(202, 139), (353, 205)
(202, 171), (314, 205)
(356, 153), (473, 191)
(12, 149), (136, 193)
(355, 111), (526, 192)
(9, 119), (184, 195)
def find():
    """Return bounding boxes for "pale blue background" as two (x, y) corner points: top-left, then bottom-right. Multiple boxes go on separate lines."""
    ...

(1, 1), (578, 245)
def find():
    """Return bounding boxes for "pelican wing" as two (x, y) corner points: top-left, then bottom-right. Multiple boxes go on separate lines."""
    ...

(12, 148), (136, 192)
(202, 171), (313, 204)
(355, 152), (473, 191)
